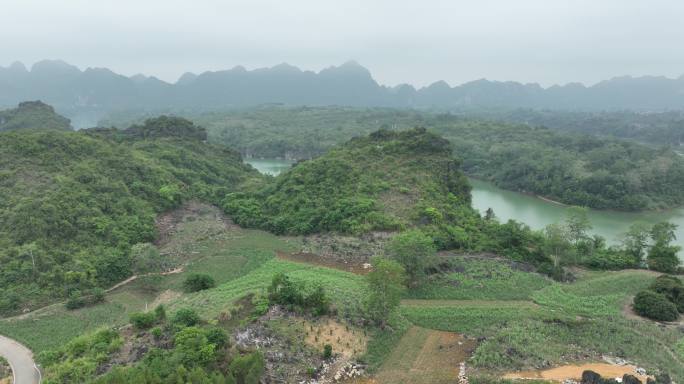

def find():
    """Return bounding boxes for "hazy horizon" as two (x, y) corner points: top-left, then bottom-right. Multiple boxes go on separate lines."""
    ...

(3, 0), (684, 88)
(3, 58), (684, 90)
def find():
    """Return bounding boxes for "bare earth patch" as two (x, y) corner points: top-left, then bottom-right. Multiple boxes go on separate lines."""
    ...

(504, 363), (652, 382)
(302, 317), (368, 358)
(277, 251), (372, 275)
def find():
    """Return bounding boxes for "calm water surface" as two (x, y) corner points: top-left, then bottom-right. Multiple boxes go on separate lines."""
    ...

(246, 158), (684, 253)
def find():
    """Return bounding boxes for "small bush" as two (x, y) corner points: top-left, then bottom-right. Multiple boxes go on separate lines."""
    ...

(154, 304), (167, 321)
(633, 290), (679, 321)
(130, 312), (156, 329)
(65, 293), (86, 310)
(151, 327), (163, 340)
(206, 328), (229, 349)
(183, 274), (216, 293)
(173, 308), (201, 327)
(323, 344), (333, 359)
(91, 288), (106, 304)
(650, 275), (684, 313)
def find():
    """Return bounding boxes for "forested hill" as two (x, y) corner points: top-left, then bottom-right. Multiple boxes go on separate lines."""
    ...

(192, 107), (684, 211)
(0, 116), (263, 315)
(0, 100), (72, 131)
(3, 60), (684, 119)
(225, 128), (473, 236)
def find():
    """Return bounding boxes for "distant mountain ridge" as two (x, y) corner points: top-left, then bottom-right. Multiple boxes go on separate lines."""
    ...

(2, 60), (684, 120)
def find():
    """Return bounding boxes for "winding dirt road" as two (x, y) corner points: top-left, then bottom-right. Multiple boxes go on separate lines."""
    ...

(0, 335), (40, 384)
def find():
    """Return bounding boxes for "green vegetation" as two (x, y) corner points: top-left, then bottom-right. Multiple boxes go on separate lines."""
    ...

(169, 106), (684, 211)
(633, 291), (679, 321)
(0, 101), (72, 132)
(38, 328), (122, 383)
(224, 127), (472, 236)
(38, 308), (262, 384)
(386, 230), (436, 287)
(183, 274), (217, 293)
(267, 272), (330, 315)
(365, 257), (406, 326)
(407, 257), (551, 300)
(0, 116), (262, 314)
(633, 275), (684, 321)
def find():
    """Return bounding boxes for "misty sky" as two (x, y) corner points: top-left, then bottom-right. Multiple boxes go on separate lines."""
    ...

(2, 0), (684, 87)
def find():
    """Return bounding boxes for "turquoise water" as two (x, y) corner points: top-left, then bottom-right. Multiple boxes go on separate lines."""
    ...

(245, 158), (294, 176)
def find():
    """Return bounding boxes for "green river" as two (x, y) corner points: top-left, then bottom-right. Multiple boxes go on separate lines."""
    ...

(246, 158), (684, 254)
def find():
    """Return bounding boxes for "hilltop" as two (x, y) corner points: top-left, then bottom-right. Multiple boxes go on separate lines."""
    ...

(0, 116), (262, 315)
(224, 127), (473, 235)
(0, 100), (72, 131)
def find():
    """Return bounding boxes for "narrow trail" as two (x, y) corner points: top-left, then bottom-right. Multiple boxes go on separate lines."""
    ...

(105, 267), (184, 293)
(2, 267), (184, 322)
(0, 335), (40, 384)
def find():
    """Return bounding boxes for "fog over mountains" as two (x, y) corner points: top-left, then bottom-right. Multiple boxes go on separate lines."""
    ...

(2, 60), (684, 121)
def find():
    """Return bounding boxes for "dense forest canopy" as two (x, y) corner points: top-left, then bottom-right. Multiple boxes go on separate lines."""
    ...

(224, 127), (473, 235)
(0, 116), (262, 315)
(105, 106), (684, 211)
(460, 108), (684, 147)
(0, 100), (72, 132)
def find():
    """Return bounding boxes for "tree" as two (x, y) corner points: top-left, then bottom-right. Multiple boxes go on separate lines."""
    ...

(365, 257), (405, 327)
(621, 222), (651, 264)
(543, 223), (572, 266)
(565, 206), (592, 244)
(386, 230), (436, 287)
(651, 222), (677, 245)
(647, 222), (681, 273)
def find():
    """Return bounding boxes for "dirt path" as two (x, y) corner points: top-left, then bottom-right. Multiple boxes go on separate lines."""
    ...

(0, 335), (40, 384)
(105, 267), (184, 293)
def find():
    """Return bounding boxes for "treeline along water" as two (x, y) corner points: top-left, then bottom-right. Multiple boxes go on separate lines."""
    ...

(246, 159), (684, 258)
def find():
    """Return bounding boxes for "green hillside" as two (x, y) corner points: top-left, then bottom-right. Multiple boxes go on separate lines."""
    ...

(224, 128), (472, 233)
(0, 116), (262, 315)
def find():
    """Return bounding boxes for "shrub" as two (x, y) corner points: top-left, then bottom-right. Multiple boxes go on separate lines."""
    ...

(323, 344), (333, 359)
(91, 288), (106, 304)
(130, 312), (156, 329)
(304, 285), (330, 316)
(173, 308), (201, 327)
(229, 351), (265, 384)
(151, 327), (163, 340)
(183, 274), (216, 293)
(633, 290), (679, 321)
(65, 292), (86, 310)
(206, 328), (229, 349)
(154, 304), (167, 321)
(650, 275), (684, 313)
